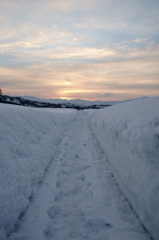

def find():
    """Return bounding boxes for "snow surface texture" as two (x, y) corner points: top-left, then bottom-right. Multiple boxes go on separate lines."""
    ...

(89, 97), (159, 240)
(0, 104), (77, 239)
(0, 98), (158, 240)
(8, 111), (148, 240)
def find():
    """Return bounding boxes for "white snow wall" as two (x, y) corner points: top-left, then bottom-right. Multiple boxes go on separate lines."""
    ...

(88, 97), (159, 240)
(0, 104), (77, 240)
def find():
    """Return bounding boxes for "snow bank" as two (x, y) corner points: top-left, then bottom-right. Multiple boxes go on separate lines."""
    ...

(0, 104), (77, 239)
(88, 97), (159, 240)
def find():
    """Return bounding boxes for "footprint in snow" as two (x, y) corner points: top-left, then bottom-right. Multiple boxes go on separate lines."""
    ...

(57, 168), (70, 177)
(47, 205), (61, 220)
(55, 186), (82, 202)
(80, 174), (86, 181)
(86, 181), (91, 187)
(56, 179), (61, 188)
(80, 165), (91, 171)
(85, 218), (112, 232)
(43, 223), (56, 239)
(54, 192), (63, 203)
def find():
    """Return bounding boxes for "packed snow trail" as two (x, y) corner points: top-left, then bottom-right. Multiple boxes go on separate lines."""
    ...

(9, 112), (150, 240)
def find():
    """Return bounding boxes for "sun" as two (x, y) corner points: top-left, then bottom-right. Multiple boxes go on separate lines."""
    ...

(64, 81), (71, 86)
(60, 96), (71, 100)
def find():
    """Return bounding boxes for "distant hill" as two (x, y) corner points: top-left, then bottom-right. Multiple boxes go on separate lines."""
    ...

(0, 95), (112, 110)
(21, 96), (148, 106)
(0, 95), (148, 110)
(21, 96), (121, 106)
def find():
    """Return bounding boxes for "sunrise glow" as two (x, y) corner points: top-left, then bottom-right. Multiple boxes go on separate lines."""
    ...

(0, 0), (159, 101)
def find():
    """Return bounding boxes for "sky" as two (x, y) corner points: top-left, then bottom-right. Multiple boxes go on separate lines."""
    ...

(0, 0), (159, 101)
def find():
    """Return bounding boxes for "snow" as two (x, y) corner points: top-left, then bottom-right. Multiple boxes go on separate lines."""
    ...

(88, 97), (159, 240)
(0, 97), (158, 239)
(0, 104), (77, 239)
(7, 112), (149, 240)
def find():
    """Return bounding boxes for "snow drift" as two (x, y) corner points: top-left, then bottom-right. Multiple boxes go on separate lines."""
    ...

(88, 97), (159, 240)
(0, 104), (77, 239)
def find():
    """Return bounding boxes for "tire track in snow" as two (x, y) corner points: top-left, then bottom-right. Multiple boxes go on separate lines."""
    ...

(9, 112), (150, 240)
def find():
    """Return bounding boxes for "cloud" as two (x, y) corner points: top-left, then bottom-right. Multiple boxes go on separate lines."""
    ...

(41, 0), (106, 12)
(1, 52), (159, 100)
(133, 38), (149, 43)
(74, 17), (127, 30)
(0, 0), (159, 100)
(1, 28), (159, 68)
(96, 93), (120, 98)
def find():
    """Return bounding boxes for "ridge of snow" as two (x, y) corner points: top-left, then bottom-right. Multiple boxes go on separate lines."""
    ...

(0, 104), (77, 239)
(88, 97), (159, 240)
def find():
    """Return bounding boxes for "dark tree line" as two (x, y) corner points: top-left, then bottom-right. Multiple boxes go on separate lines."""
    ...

(0, 88), (2, 96)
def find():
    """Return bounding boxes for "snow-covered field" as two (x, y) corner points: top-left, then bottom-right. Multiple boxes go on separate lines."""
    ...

(89, 97), (159, 240)
(0, 97), (159, 240)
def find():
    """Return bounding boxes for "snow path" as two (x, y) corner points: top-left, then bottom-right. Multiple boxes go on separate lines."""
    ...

(9, 112), (150, 240)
